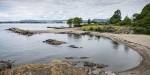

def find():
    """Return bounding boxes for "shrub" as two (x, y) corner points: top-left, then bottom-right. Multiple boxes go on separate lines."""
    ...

(133, 27), (150, 34)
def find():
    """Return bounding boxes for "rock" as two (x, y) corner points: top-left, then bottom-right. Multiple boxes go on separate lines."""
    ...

(83, 62), (97, 68)
(6, 27), (34, 36)
(68, 45), (82, 48)
(91, 68), (105, 75)
(58, 32), (67, 34)
(83, 62), (108, 69)
(43, 39), (66, 45)
(105, 71), (116, 75)
(80, 57), (89, 59)
(81, 32), (90, 35)
(0, 60), (114, 75)
(1, 60), (88, 75)
(0, 60), (14, 71)
(96, 64), (108, 69)
(65, 57), (74, 59)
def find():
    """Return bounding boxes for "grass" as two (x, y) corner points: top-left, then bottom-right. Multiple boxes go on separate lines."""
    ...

(81, 24), (134, 34)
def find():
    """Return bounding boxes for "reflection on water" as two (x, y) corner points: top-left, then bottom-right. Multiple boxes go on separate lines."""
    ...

(124, 46), (129, 53)
(111, 41), (119, 50)
(67, 34), (82, 39)
(0, 23), (142, 72)
(95, 35), (101, 40)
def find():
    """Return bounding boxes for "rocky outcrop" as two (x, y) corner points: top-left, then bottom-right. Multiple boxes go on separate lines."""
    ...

(0, 60), (14, 71)
(0, 60), (116, 75)
(6, 28), (34, 36)
(43, 39), (66, 45)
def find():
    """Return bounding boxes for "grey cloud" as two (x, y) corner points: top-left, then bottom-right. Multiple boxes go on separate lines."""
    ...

(0, 0), (149, 20)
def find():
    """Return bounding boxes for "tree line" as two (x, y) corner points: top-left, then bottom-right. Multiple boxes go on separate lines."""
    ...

(67, 3), (150, 34)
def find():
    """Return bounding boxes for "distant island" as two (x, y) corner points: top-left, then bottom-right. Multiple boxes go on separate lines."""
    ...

(0, 19), (108, 24)
(0, 20), (66, 23)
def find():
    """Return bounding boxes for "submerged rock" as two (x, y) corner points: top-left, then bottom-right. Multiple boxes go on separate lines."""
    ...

(68, 45), (82, 48)
(6, 27), (34, 36)
(43, 39), (66, 45)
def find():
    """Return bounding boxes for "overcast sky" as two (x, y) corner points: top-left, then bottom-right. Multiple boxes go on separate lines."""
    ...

(0, 0), (149, 21)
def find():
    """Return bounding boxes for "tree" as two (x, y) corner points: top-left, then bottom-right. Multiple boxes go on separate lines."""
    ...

(87, 19), (91, 24)
(67, 17), (82, 27)
(121, 16), (132, 25)
(67, 18), (73, 28)
(110, 10), (122, 24)
(72, 17), (82, 27)
(133, 3), (150, 27)
(133, 13), (140, 21)
(138, 3), (150, 20)
(132, 3), (150, 34)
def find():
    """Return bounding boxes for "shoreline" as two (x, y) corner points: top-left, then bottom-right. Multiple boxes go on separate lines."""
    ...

(6, 27), (150, 75)
(91, 33), (150, 75)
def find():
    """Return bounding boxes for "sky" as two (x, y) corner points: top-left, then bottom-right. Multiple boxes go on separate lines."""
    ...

(0, 0), (149, 21)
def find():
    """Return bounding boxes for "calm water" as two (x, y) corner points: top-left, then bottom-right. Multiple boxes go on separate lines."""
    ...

(0, 23), (142, 72)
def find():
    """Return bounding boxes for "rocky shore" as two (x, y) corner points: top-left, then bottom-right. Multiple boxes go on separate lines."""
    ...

(4, 27), (150, 75)
(6, 28), (34, 36)
(0, 60), (115, 75)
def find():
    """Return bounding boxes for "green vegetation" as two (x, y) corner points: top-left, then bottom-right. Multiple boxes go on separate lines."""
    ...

(132, 3), (150, 34)
(67, 18), (73, 28)
(67, 17), (82, 27)
(87, 19), (91, 24)
(120, 16), (132, 25)
(67, 3), (150, 34)
(81, 25), (133, 34)
(110, 10), (121, 24)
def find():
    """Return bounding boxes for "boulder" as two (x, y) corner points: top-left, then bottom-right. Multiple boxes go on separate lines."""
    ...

(96, 64), (108, 69)
(83, 62), (97, 68)
(0, 60), (14, 71)
(65, 57), (74, 59)
(43, 39), (66, 45)
(68, 45), (82, 48)
(83, 62), (108, 69)
(80, 57), (89, 59)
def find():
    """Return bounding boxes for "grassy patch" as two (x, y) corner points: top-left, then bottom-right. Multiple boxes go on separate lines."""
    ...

(81, 25), (134, 34)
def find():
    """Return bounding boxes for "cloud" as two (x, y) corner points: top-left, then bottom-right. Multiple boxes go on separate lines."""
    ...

(0, 0), (149, 21)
